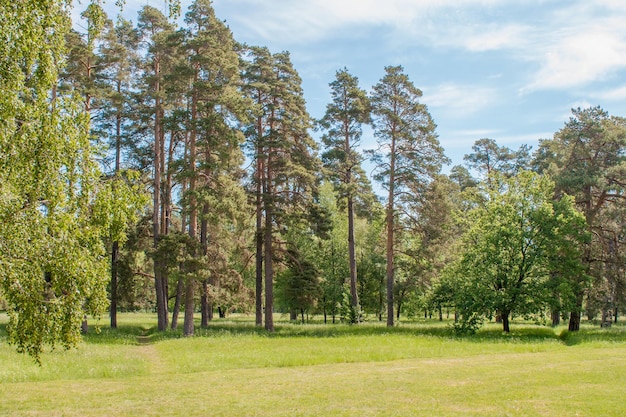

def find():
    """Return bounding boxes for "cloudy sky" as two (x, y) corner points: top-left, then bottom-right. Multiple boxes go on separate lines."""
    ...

(98, 0), (626, 168)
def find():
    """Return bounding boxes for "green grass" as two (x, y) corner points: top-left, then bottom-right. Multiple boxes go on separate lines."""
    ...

(1, 313), (625, 416)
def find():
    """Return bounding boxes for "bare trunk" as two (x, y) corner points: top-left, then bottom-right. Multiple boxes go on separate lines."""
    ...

(386, 154), (395, 327)
(153, 78), (168, 331)
(110, 83), (122, 329)
(255, 145), (264, 327)
(264, 152), (274, 332)
(347, 196), (359, 322)
(200, 205), (210, 328)
(183, 72), (199, 337)
(110, 241), (119, 328)
(171, 180), (188, 330)
(183, 279), (195, 337)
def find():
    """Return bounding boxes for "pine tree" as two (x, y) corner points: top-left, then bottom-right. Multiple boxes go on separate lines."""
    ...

(318, 68), (371, 322)
(180, 0), (250, 335)
(369, 65), (448, 326)
(242, 49), (319, 331)
(137, 5), (177, 331)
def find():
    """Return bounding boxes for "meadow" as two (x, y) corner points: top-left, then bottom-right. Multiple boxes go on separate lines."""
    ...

(1, 313), (625, 416)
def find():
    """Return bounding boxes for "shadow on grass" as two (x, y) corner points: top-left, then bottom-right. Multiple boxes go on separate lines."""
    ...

(559, 323), (626, 346)
(84, 318), (570, 345)
(4, 312), (625, 346)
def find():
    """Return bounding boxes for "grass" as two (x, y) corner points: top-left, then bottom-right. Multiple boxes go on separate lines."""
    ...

(1, 313), (625, 416)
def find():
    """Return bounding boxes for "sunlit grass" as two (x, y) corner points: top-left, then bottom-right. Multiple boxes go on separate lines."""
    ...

(1, 312), (625, 416)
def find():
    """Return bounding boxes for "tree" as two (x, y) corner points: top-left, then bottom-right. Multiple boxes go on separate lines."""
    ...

(534, 106), (626, 330)
(241, 45), (273, 327)
(136, 5), (177, 331)
(449, 165), (477, 191)
(0, 0), (116, 361)
(176, 0), (250, 335)
(96, 17), (143, 328)
(446, 171), (586, 333)
(276, 245), (321, 323)
(59, 2), (107, 114)
(369, 65), (448, 326)
(242, 49), (319, 331)
(318, 68), (371, 322)
(464, 138), (531, 183)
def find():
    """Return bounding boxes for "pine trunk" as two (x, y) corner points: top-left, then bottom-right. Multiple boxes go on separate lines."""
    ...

(347, 195), (359, 322)
(183, 279), (195, 337)
(153, 75), (168, 331)
(110, 89), (122, 329)
(386, 139), (396, 327)
(184, 75), (199, 337)
(255, 143), (264, 327)
(264, 152), (274, 332)
(200, 206), (209, 328)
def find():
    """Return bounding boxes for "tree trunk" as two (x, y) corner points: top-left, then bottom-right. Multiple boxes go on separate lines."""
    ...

(81, 315), (88, 334)
(171, 275), (184, 330)
(110, 87), (122, 329)
(569, 292), (584, 331)
(183, 279), (194, 337)
(502, 312), (510, 333)
(184, 76), (199, 337)
(255, 120), (264, 327)
(264, 208), (274, 332)
(301, 308), (305, 324)
(200, 205), (209, 328)
(153, 58), (168, 331)
(347, 195), (359, 322)
(264, 150), (274, 332)
(201, 280), (209, 328)
(110, 241), (119, 328)
(551, 309), (560, 326)
(386, 136), (396, 327)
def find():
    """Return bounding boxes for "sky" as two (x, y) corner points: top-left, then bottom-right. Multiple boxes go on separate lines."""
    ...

(93, 0), (626, 169)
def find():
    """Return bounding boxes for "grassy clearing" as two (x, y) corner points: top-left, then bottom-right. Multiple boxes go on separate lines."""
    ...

(0, 313), (625, 416)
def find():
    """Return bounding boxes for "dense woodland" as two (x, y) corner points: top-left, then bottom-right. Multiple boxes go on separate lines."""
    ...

(1, 0), (626, 361)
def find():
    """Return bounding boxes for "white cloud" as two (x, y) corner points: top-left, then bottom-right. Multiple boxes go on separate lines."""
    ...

(590, 85), (626, 101)
(214, 0), (511, 44)
(518, 1), (626, 92)
(525, 25), (626, 91)
(460, 24), (530, 52)
(424, 83), (498, 116)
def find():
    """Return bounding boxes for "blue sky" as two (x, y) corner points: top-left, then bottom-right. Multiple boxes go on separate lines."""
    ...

(95, 0), (626, 169)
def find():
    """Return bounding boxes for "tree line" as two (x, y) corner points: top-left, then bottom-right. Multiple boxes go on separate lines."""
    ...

(1, 0), (625, 361)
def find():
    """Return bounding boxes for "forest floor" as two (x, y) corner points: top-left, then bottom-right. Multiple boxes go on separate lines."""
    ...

(0, 312), (625, 416)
